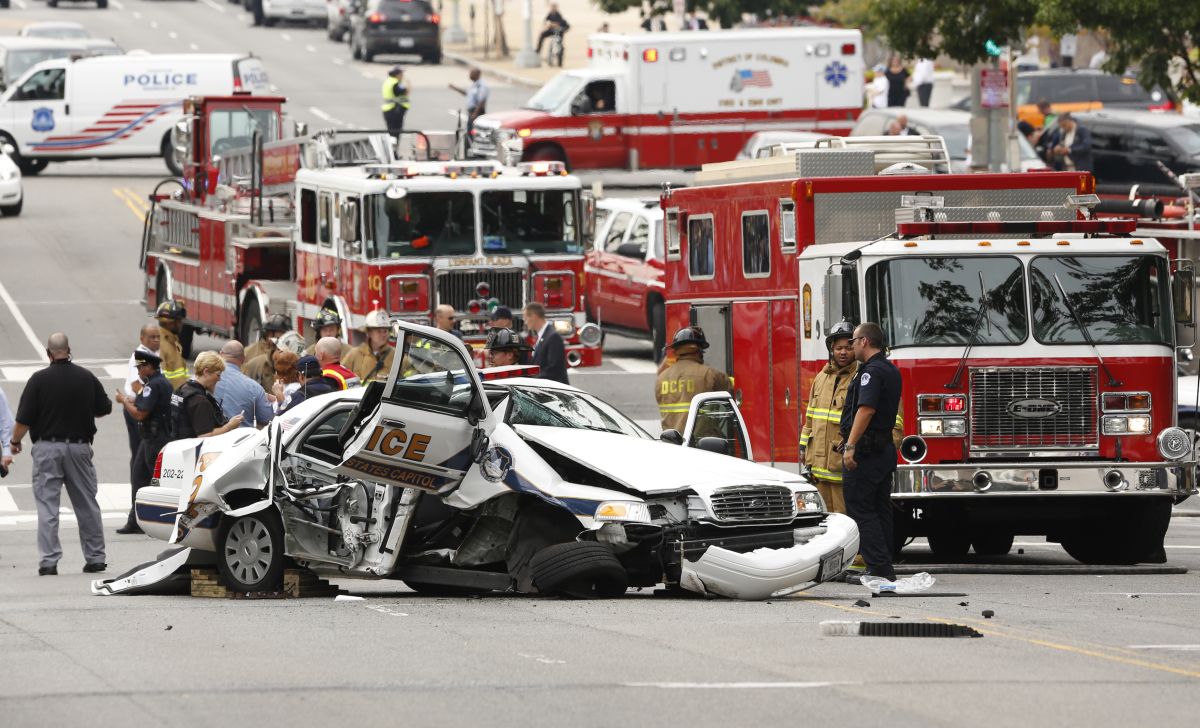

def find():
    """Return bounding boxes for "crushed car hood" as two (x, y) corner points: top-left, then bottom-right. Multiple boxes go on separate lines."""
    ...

(513, 425), (807, 496)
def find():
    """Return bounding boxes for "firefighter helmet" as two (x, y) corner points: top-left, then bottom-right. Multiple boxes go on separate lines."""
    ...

(314, 307), (342, 329)
(362, 310), (391, 330)
(276, 331), (306, 356)
(670, 326), (709, 350)
(825, 321), (855, 352)
(261, 313), (291, 333)
(155, 300), (186, 320)
(486, 328), (531, 351)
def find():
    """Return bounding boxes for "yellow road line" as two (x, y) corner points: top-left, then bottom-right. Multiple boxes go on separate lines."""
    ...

(112, 188), (148, 223)
(808, 600), (1200, 680)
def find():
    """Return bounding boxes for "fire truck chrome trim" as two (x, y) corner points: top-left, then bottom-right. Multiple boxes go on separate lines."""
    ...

(894, 462), (1196, 496)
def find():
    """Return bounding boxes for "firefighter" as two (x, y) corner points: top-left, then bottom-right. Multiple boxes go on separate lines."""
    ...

(484, 328), (531, 367)
(155, 300), (189, 390)
(840, 322), (903, 582)
(303, 307), (353, 359)
(381, 65), (410, 135)
(243, 314), (291, 391)
(343, 310), (395, 384)
(655, 326), (732, 433)
(800, 321), (905, 515)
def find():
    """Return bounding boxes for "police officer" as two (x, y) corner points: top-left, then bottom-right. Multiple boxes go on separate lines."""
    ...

(155, 300), (189, 390)
(382, 65), (410, 135)
(113, 350), (174, 535)
(655, 327), (732, 433)
(840, 322), (903, 581)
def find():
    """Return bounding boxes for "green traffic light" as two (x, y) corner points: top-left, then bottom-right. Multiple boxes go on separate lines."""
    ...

(985, 39), (1002, 57)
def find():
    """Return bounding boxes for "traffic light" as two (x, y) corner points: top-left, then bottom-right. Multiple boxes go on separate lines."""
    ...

(984, 39), (1002, 57)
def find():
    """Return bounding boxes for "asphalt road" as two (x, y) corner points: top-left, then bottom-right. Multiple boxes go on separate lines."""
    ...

(1, 3), (1200, 726)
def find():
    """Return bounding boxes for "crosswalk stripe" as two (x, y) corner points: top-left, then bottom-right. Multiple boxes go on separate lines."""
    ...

(606, 357), (658, 374)
(0, 487), (18, 513)
(0, 484), (131, 513)
(0, 364), (129, 383)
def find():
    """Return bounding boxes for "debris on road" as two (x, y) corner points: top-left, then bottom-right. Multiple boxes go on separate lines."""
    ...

(982, 610), (995, 619)
(821, 621), (983, 638)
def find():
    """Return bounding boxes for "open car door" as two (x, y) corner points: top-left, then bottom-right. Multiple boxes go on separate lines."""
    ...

(682, 392), (753, 460)
(334, 321), (496, 494)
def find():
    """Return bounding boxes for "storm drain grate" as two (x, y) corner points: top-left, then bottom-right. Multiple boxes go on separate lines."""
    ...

(821, 621), (983, 638)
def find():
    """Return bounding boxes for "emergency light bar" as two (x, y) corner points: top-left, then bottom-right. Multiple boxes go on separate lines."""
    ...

(518, 161), (568, 177)
(896, 219), (1137, 238)
(479, 365), (542, 381)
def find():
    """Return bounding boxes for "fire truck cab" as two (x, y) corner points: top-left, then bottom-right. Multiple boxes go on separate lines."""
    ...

(661, 141), (1197, 564)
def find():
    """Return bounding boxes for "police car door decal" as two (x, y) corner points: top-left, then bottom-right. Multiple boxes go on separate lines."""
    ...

(335, 324), (494, 493)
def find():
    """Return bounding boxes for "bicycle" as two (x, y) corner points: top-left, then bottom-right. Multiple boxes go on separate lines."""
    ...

(544, 27), (565, 68)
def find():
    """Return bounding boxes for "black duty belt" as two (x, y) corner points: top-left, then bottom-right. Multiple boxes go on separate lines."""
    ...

(40, 437), (92, 444)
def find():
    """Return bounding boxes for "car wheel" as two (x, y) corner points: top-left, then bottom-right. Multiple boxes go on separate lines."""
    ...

(427, 51), (442, 65)
(926, 530), (971, 560)
(1061, 499), (1170, 565)
(47, 0), (57, 6)
(240, 301), (262, 349)
(0, 200), (21, 217)
(362, 45), (374, 62)
(650, 301), (666, 364)
(217, 511), (286, 592)
(971, 531), (1014, 557)
(531, 542), (628, 599)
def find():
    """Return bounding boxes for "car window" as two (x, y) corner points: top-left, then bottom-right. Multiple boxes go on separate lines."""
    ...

(687, 216), (714, 279)
(854, 112), (888, 137)
(688, 398), (749, 459)
(603, 212), (631, 253)
(1164, 125), (1200, 157)
(580, 80), (616, 113)
(593, 208), (611, 247)
(1128, 128), (1173, 157)
(1095, 75), (1154, 104)
(741, 211), (770, 276)
(298, 409), (353, 464)
(623, 217), (649, 260)
(14, 67), (65, 101)
(652, 219), (664, 259)
(507, 386), (650, 438)
(387, 331), (477, 417)
(1039, 76), (1096, 104)
(1089, 124), (1126, 152)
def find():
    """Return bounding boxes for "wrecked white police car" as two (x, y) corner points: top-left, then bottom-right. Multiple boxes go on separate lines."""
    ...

(131, 322), (858, 600)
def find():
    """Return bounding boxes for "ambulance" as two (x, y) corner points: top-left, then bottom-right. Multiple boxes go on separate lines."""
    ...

(0, 53), (270, 175)
(470, 28), (864, 170)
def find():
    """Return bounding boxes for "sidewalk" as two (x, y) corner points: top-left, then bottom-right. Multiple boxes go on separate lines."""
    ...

(440, 0), (683, 87)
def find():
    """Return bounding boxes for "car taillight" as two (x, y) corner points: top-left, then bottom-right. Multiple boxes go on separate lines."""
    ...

(1149, 99), (1176, 112)
(532, 271), (575, 310)
(430, 13), (440, 24)
(152, 451), (164, 482)
(388, 276), (430, 314)
(369, 12), (386, 23)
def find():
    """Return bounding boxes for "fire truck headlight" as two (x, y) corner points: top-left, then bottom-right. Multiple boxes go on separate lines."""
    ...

(943, 418), (967, 435)
(578, 323), (602, 348)
(796, 491), (824, 513)
(1103, 415), (1152, 435)
(553, 319), (576, 338)
(919, 418), (944, 436)
(1157, 427), (1191, 461)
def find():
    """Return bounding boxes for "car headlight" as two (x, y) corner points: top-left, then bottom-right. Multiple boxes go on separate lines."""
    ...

(796, 490), (824, 513)
(1157, 427), (1191, 461)
(594, 501), (652, 523)
(0, 169), (15, 181)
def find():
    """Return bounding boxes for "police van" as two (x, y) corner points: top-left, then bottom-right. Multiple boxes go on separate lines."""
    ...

(0, 53), (270, 175)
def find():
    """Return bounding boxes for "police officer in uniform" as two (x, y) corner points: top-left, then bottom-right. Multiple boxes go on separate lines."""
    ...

(113, 350), (173, 535)
(840, 322), (903, 581)
(655, 327), (732, 433)
(382, 65), (410, 135)
(156, 300), (189, 390)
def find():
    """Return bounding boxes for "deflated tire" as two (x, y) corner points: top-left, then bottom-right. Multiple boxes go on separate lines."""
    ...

(531, 542), (628, 599)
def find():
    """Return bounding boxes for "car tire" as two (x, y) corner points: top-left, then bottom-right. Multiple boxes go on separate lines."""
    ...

(650, 301), (666, 364)
(0, 200), (21, 217)
(362, 45), (374, 62)
(531, 541), (628, 599)
(971, 531), (1014, 557)
(47, 0), (57, 6)
(426, 51), (442, 65)
(239, 300), (262, 349)
(926, 530), (971, 560)
(217, 510), (286, 592)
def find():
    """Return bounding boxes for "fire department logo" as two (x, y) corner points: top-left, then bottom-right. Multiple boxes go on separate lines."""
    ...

(480, 446), (513, 482)
(588, 120), (604, 141)
(824, 61), (849, 88)
(31, 107), (55, 132)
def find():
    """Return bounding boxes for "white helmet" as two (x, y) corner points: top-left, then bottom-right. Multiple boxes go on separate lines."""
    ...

(363, 309), (392, 330)
(276, 331), (306, 356)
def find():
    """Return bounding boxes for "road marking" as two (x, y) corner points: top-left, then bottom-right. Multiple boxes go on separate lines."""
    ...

(199, 0), (226, 12)
(0, 488), (18, 513)
(13, 0), (27, 9)
(110, 0), (125, 8)
(364, 604), (408, 617)
(0, 512), (126, 527)
(518, 653), (565, 665)
(112, 187), (148, 223)
(190, 43), (200, 51)
(604, 357), (657, 374)
(1129, 645), (1200, 651)
(308, 106), (347, 127)
(150, 21), (159, 29)
(305, 45), (316, 53)
(168, 31), (179, 40)
(332, 57), (345, 66)
(625, 681), (853, 690)
(281, 33), (292, 41)
(133, 11), (141, 19)
(0, 279), (43, 358)
(0, 484), (132, 512)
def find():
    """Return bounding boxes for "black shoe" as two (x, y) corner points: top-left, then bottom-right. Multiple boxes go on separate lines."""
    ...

(38, 565), (57, 576)
(82, 562), (107, 573)
(116, 523), (143, 535)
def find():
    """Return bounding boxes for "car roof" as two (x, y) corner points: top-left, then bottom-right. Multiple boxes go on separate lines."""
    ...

(860, 108), (969, 125)
(1073, 109), (1198, 128)
(0, 37), (89, 50)
(747, 131), (827, 142)
(22, 21), (88, 30)
(595, 196), (658, 213)
(1018, 68), (1131, 78)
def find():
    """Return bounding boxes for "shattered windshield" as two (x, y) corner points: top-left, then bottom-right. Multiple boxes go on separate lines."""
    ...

(365, 192), (477, 259)
(480, 189), (581, 254)
(866, 256), (1028, 347)
(1030, 255), (1172, 346)
(508, 387), (650, 438)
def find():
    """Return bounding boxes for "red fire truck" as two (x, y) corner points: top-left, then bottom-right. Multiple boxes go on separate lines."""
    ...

(659, 140), (1198, 564)
(139, 95), (602, 365)
(470, 27), (863, 171)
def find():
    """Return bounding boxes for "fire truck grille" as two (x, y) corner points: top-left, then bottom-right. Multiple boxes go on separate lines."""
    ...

(969, 367), (1098, 451)
(436, 270), (525, 312)
(709, 486), (796, 523)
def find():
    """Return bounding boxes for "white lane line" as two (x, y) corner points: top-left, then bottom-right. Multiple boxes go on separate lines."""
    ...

(625, 681), (855, 690)
(606, 356), (657, 374)
(199, 0), (226, 12)
(305, 45), (317, 53)
(0, 488), (18, 514)
(332, 57), (345, 66)
(190, 43), (200, 51)
(281, 33), (292, 41)
(0, 279), (44, 358)
(308, 107), (347, 126)
(0, 512), (126, 527)
(364, 605), (408, 617)
(1128, 645), (1200, 651)
(169, 32), (179, 40)
(111, 0), (125, 8)
(517, 653), (565, 665)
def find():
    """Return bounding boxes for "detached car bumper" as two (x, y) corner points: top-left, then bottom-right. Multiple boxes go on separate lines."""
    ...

(677, 513), (859, 600)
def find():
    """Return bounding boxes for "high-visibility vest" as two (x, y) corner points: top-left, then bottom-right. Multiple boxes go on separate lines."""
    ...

(381, 77), (410, 112)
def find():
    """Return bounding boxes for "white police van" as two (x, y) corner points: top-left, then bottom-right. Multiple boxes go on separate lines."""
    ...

(0, 53), (270, 175)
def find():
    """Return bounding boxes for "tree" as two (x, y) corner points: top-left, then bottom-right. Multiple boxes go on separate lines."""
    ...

(593, 0), (809, 29)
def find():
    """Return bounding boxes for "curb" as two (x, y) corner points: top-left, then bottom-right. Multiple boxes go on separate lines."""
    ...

(442, 50), (542, 88)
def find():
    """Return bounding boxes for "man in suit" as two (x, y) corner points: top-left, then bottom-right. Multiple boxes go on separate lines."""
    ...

(1041, 113), (1093, 172)
(523, 303), (569, 384)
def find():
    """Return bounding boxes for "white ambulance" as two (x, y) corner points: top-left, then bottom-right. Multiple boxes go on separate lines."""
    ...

(470, 28), (864, 170)
(0, 53), (270, 175)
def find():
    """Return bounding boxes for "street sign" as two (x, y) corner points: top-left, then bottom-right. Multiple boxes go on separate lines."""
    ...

(980, 69), (1009, 109)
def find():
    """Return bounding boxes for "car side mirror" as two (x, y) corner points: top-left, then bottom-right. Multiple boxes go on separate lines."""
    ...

(1173, 268), (1195, 325)
(696, 437), (729, 455)
(570, 97), (588, 116)
(660, 429), (683, 445)
(470, 426), (490, 463)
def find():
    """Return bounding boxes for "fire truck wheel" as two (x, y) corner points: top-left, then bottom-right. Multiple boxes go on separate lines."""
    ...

(240, 303), (263, 348)
(926, 530), (971, 560)
(971, 531), (1014, 557)
(1062, 499), (1171, 565)
(650, 301), (665, 363)
(162, 135), (183, 177)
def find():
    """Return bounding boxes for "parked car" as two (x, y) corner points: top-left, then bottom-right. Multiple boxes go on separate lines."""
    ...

(950, 70), (1174, 129)
(852, 108), (1047, 173)
(327, 0), (356, 41)
(1073, 110), (1200, 198)
(735, 131), (827, 160)
(249, 0), (327, 27)
(0, 38), (91, 92)
(586, 197), (667, 359)
(349, 0), (442, 64)
(0, 140), (22, 217)
(78, 38), (124, 56)
(121, 322), (857, 601)
(20, 22), (92, 39)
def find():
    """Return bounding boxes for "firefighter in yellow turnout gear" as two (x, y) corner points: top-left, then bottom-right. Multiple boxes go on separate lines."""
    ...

(656, 327), (733, 433)
(800, 321), (904, 514)
(155, 300), (189, 390)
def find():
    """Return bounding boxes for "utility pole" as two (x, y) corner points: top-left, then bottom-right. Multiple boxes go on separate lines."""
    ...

(445, 0), (467, 44)
(514, 0), (540, 68)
